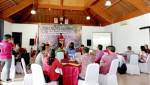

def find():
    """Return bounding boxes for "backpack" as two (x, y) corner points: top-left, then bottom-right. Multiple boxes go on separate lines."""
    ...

(118, 63), (127, 74)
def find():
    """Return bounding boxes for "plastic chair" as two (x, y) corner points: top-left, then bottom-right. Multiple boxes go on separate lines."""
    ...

(9, 55), (16, 80)
(75, 52), (81, 62)
(1, 55), (16, 81)
(78, 63), (99, 85)
(117, 55), (125, 67)
(21, 58), (33, 85)
(139, 54), (150, 73)
(56, 52), (64, 61)
(126, 54), (140, 75)
(15, 61), (24, 73)
(99, 59), (119, 85)
(31, 64), (58, 85)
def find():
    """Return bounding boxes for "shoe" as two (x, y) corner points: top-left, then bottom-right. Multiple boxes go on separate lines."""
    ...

(6, 79), (12, 83)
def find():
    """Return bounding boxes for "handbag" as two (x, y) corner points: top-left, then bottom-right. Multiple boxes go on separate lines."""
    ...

(0, 43), (6, 52)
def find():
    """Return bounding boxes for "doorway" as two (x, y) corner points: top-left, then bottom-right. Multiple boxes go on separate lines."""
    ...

(12, 32), (22, 47)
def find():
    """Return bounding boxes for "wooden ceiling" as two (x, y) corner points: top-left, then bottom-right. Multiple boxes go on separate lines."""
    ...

(0, 0), (150, 26)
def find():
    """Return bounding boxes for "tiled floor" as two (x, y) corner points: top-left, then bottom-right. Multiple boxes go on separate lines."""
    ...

(0, 73), (149, 85)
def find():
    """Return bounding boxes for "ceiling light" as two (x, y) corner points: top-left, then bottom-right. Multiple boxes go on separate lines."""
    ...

(86, 16), (90, 20)
(105, 1), (111, 6)
(31, 10), (36, 14)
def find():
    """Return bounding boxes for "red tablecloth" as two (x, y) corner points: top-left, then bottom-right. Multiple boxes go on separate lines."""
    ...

(61, 59), (81, 85)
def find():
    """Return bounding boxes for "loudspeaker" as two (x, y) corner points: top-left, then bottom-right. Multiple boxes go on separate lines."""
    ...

(29, 39), (34, 46)
(87, 39), (91, 46)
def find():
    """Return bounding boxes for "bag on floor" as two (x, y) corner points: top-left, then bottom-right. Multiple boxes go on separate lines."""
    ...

(118, 63), (127, 74)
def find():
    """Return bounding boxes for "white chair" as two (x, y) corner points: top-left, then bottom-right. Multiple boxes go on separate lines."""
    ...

(104, 52), (108, 55)
(1, 55), (16, 81)
(31, 64), (58, 85)
(9, 55), (16, 80)
(126, 54), (140, 75)
(15, 61), (24, 73)
(56, 52), (64, 61)
(75, 52), (81, 62)
(139, 54), (150, 73)
(99, 59), (119, 85)
(117, 54), (125, 67)
(78, 63), (99, 85)
(21, 58), (33, 85)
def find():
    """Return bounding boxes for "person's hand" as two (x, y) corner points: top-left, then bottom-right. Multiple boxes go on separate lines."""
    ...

(15, 57), (19, 59)
(49, 41), (53, 46)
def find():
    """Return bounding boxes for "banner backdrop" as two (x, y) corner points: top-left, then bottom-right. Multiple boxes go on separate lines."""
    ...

(38, 24), (82, 47)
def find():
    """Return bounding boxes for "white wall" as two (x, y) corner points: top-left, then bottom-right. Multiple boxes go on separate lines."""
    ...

(105, 13), (150, 53)
(82, 26), (113, 49)
(4, 21), (12, 35)
(12, 24), (38, 52)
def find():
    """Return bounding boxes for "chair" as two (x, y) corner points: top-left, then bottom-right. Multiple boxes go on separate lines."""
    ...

(117, 55), (125, 67)
(31, 64), (58, 85)
(21, 58), (33, 85)
(78, 63), (99, 85)
(9, 55), (16, 80)
(75, 52), (81, 62)
(139, 54), (150, 73)
(1, 55), (16, 81)
(99, 59), (119, 85)
(56, 52), (64, 61)
(126, 54), (140, 75)
(15, 61), (24, 73)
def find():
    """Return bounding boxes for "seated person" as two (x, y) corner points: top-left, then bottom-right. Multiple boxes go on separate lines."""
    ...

(66, 41), (76, 58)
(118, 46), (135, 63)
(144, 44), (150, 54)
(15, 43), (26, 64)
(78, 47), (94, 80)
(104, 46), (110, 54)
(55, 43), (65, 54)
(35, 46), (46, 68)
(138, 46), (148, 63)
(43, 49), (63, 85)
(76, 44), (84, 55)
(99, 46), (118, 75)
(94, 44), (104, 63)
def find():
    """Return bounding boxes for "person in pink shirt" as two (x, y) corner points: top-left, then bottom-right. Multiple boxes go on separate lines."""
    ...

(0, 34), (14, 82)
(138, 46), (148, 63)
(99, 46), (118, 75)
(94, 44), (104, 63)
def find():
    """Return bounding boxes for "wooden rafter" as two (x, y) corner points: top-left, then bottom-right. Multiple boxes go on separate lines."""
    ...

(9, 0), (17, 5)
(4, 18), (13, 23)
(60, 0), (63, 6)
(126, 0), (148, 13)
(84, 10), (99, 26)
(0, 13), (2, 18)
(20, 0), (38, 22)
(101, 10), (144, 26)
(38, 4), (84, 11)
(84, 0), (97, 9)
(90, 5), (113, 23)
(102, 0), (120, 11)
(2, 0), (32, 18)
(60, 10), (63, 16)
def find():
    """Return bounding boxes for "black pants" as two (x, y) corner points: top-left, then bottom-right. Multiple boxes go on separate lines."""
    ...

(138, 60), (145, 63)
(78, 76), (85, 80)
(57, 75), (63, 85)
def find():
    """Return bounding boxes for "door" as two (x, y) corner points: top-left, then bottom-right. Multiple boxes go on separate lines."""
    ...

(12, 32), (22, 47)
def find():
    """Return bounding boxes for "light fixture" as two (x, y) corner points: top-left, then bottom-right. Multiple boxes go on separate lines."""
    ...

(105, 1), (111, 6)
(86, 16), (90, 20)
(31, 10), (36, 14)
(31, 2), (36, 14)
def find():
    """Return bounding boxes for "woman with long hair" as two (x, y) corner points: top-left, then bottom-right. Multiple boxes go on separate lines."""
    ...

(43, 49), (63, 85)
(139, 46), (148, 63)
(66, 41), (76, 58)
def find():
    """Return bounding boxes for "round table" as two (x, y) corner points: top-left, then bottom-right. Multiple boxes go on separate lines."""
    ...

(61, 59), (81, 85)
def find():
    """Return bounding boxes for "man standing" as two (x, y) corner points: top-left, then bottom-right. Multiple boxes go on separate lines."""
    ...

(58, 33), (63, 39)
(0, 34), (14, 82)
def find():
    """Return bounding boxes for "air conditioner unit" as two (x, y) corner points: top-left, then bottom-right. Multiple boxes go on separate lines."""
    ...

(120, 20), (129, 26)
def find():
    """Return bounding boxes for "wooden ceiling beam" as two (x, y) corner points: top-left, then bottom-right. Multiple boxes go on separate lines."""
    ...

(38, 4), (84, 10)
(101, 10), (144, 26)
(90, 5), (113, 23)
(84, 10), (99, 26)
(84, 0), (97, 9)
(9, 0), (17, 5)
(4, 18), (13, 23)
(102, 0), (120, 11)
(2, 0), (32, 18)
(0, 13), (2, 19)
(19, 0), (38, 22)
(126, 0), (148, 13)
(60, 0), (63, 6)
